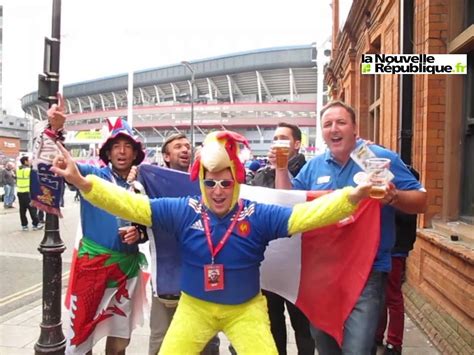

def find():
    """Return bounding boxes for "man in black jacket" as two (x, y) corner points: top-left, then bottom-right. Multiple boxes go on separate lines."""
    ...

(250, 122), (315, 355)
(374, 166), (420, 355)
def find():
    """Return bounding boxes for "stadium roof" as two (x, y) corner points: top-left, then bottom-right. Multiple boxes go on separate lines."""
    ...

(21, 45), (319, 121)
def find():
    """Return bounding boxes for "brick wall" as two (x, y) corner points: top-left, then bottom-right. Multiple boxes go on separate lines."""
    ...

(406, 231), (473, 354)
(412, 0), (448, 227)
(327, 0), (473, 354)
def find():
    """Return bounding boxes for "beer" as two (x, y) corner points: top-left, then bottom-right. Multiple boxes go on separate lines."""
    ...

(369, 186), (387, 199)
(273, 140), (290, 169)
(365, 158), (391, 200)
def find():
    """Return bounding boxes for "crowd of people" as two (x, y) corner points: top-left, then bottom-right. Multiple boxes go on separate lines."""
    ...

(1, 156), (45, 230)
(30, 93), (427, 355)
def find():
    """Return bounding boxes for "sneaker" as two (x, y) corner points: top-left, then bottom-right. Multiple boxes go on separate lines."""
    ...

(32, 224), (44, 231)
(384, 343), (402, 355)
(22, 226), (29, 231)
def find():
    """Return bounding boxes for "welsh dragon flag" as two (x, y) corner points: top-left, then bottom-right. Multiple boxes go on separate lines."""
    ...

(139, 165), (380, 346)
(64, 227), (148, 355)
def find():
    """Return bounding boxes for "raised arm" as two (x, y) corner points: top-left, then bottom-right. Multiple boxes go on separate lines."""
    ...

(50, 143), (153, 227)
(287, 184), (371, 235)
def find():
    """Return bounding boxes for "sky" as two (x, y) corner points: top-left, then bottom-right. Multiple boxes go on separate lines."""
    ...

(1, 0), (332, 116)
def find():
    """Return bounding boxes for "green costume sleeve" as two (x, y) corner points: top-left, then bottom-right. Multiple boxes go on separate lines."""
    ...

(81, 175), (153, 227)
(288, 187), (358, 235)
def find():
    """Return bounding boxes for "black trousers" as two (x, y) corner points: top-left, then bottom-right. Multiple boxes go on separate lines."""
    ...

(263, 289), (315, 355)
(17, 192), (39, 227)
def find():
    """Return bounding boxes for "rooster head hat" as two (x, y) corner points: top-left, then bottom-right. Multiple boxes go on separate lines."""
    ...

(190, 131), (250, 211)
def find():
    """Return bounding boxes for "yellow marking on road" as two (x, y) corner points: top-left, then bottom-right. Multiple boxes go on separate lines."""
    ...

(0, 271), (70, 307)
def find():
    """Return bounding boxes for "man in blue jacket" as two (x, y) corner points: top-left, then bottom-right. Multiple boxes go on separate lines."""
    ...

(275, 100), (427, 355)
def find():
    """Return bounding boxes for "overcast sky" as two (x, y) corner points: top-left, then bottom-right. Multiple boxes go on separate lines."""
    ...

(1, 0), (332, 116)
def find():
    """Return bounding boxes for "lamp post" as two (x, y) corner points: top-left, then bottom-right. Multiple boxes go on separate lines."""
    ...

(181, 61), (195, 163)
(35, 0), (66, 354)
(313, 38), (331, 152)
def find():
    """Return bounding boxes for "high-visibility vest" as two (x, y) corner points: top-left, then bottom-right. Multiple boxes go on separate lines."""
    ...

(16, 166), (31, 193)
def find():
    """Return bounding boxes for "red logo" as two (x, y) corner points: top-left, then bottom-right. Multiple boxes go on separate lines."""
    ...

(237, 221), (251, 237)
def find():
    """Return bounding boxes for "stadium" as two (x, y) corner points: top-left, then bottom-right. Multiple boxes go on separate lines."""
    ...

(21, 45), (321, 159)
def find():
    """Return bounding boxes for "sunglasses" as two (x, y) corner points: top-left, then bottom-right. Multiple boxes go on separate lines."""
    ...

(203, 179), (234, 189)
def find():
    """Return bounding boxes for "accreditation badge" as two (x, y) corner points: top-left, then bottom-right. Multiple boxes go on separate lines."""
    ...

(204, 264), (224, 291)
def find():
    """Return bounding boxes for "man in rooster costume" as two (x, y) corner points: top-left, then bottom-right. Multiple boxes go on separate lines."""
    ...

(51, 129), (372, 355)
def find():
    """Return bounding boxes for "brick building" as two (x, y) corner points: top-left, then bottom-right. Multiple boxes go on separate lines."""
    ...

(325, 0), (473, 353)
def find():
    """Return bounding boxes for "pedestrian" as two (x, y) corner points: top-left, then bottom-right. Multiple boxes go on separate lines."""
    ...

(375, 166), (420, 355)
(52, 129), (373, 355)
(45, 93), (148, 355)
(146, 132), (220, 355)
(245, 160), (260, 184)
(16, 156), (43, 231)
(251, 122), (315, 355)
(275, 100), (427, 355)
(2, 161), (16, 208)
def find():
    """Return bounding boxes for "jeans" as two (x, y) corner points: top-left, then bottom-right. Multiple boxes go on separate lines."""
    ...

(311, 270), (387, 355)
(375, 257), (406, 349)
(3, 184), (15, 207)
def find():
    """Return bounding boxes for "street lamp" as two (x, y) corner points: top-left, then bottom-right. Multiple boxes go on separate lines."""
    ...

(312, 38), (331, 152)
(181, 61), (195, 163)
(35, 0), (66, 354)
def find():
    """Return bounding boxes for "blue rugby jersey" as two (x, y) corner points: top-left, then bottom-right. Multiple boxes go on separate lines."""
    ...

(150, 196), (293, 304)
(77, 164), (139, 254)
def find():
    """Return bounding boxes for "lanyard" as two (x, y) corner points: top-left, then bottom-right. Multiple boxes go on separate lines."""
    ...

(201, 200), (243, 264)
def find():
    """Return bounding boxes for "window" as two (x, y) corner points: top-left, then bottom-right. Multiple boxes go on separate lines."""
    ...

(368, 74), (381, 143)
(367, 38), (381, 143)
(465, 0), (474, 27)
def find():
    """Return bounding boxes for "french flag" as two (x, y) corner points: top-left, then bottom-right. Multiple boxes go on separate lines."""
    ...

(139, 165), (380, 346)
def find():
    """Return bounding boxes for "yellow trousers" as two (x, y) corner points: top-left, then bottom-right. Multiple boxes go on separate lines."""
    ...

(159, 292), (277, 355)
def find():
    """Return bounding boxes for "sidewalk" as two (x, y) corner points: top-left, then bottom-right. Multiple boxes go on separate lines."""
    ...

(0, 294), (439, 355)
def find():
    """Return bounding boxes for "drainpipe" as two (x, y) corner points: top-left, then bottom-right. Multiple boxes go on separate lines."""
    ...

(399, 0), (414, 165)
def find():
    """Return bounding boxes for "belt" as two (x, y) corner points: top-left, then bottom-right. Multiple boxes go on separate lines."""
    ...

(158, 294), (180, 301)
(157, 294), (180, 308)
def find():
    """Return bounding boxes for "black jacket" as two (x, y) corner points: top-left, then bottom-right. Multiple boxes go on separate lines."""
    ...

(392, 166), (420, 254)
(250, 153), (306, 188)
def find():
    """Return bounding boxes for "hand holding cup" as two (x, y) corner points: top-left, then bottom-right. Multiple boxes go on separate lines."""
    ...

(272, 140), (290, 169)
(365, 158), (391, 199)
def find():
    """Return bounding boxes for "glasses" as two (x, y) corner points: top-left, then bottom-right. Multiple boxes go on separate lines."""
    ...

(203, 179), (234, 189)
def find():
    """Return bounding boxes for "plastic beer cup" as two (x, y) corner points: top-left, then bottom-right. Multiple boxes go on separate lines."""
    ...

(117, 217), (131, 241)
(273, 140), (290, 169)
(365, 158), (390, 199)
